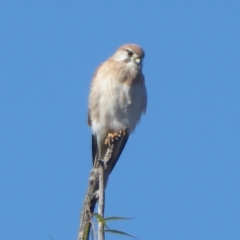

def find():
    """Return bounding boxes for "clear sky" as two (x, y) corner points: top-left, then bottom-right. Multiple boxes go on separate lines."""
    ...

(1, 1), (240, 240)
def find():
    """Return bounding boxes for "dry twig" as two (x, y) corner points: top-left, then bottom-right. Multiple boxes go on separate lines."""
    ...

(78, 144), (115, 240)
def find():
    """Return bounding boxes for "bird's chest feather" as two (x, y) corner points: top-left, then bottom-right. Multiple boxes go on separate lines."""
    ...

(98, 66), (144, 130)
(108, 84), (142, 123)
(119, 84), (133, 108)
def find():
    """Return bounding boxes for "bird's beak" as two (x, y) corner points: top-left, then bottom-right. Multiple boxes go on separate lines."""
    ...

(134, 57), (141, 65)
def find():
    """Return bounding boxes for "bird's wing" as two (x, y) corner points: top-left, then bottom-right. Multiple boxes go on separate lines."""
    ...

(107, 133), (129, 174)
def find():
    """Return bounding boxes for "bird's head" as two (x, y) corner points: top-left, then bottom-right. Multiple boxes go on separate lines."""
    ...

(112, 44), (145, 68)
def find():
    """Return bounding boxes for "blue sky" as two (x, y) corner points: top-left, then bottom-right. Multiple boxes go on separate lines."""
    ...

(1, 1), (240, 239)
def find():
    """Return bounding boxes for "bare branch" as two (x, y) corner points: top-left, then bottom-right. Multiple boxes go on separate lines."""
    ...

(78, 144), (115, 240)
(78, 169), (99, 240)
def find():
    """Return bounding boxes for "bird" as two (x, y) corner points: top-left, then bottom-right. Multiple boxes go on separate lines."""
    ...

(88, 43), (147, 183)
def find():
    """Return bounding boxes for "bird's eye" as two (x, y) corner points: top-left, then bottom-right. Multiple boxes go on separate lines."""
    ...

(126, 50), (133, 56)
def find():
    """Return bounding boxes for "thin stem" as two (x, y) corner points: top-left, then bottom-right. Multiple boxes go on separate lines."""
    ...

(98, 161), (105, 240)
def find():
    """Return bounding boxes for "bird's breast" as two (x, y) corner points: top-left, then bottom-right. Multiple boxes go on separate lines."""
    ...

(91, 63), (146, 136)
(104, 83), (145, 132)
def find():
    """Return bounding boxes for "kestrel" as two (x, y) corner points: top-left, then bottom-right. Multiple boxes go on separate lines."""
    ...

(88, 43), (147, 182)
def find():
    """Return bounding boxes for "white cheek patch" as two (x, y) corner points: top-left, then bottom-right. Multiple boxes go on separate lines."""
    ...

(115, 51), (129, 62)
(126, 59), (136, 67)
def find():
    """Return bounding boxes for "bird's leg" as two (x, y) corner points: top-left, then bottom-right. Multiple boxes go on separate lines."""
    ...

(104, 129), (128, 147)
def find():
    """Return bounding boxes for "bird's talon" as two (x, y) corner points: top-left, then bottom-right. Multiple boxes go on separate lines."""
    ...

(105, 129), (128, 146)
